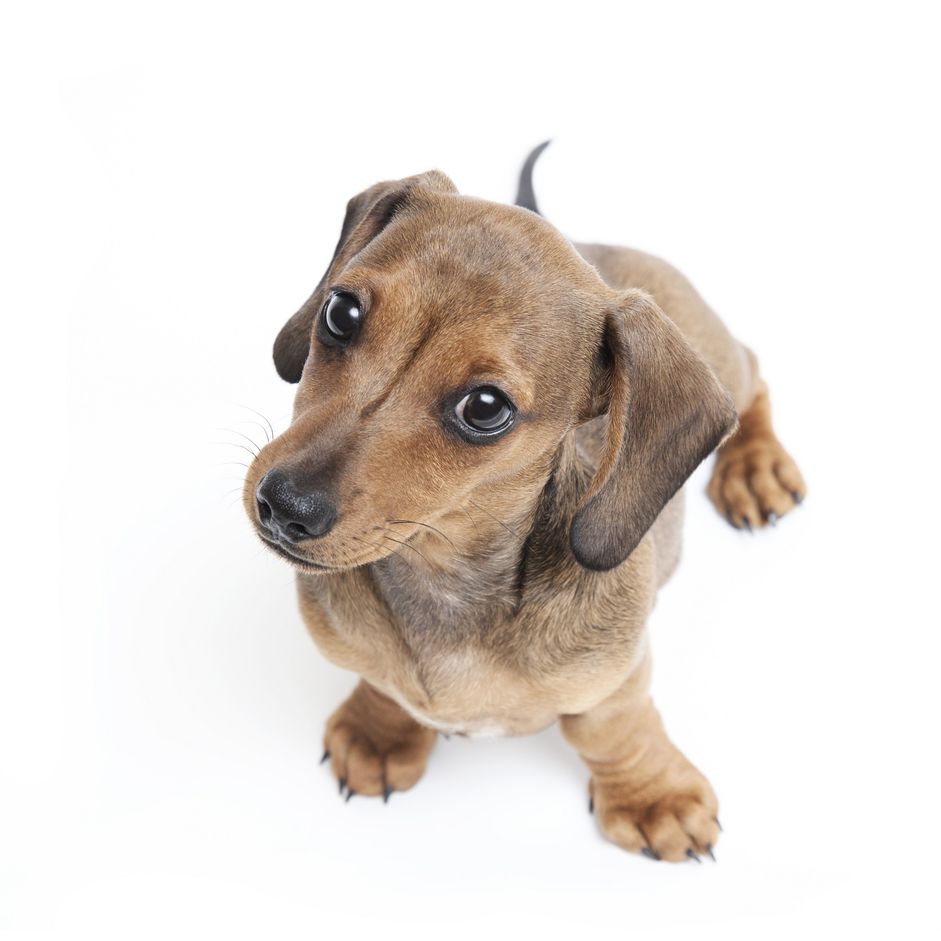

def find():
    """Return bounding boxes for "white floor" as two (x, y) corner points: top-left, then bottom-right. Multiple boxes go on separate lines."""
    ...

(5, 4), (941, 938)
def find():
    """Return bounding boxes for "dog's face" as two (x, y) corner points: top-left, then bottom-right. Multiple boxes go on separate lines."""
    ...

(244, 171), (736, 573)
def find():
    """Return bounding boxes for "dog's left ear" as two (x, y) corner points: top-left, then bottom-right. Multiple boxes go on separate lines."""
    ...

(273, 170), (458, 383)
(570, 289), (738, 571)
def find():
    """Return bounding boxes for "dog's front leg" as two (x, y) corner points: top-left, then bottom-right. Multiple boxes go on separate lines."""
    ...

(561, 646), (720, 862)
(323, 680), (437, 802)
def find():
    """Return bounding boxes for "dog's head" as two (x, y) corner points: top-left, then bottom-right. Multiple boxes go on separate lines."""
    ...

(244, 170), (735, 573)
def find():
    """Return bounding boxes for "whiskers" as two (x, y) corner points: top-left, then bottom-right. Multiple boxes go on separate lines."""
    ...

(350, 532), (418, 575)
(466, 498), (520, 539)
(386, 518), (457, 552)
(379, 501), (520, 566)
(213, 405), (276, 510)
(213, 405), (277, 459)
(223, 428), (264, 453)
(377, 527), (434, 568)
(213, 441), (259, 460)
(234, 405), (274, 444)
(457, 505), (481, 538)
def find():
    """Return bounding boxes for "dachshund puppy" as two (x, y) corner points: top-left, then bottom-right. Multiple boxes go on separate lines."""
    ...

(243, 144), (806, 862)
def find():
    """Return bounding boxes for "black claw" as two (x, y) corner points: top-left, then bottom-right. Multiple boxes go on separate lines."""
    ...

(345, 788), (356, 802)
(641, 847), (661, 861)
(383, 786), (393, 804)
(706, 844), (717, 861)
(766, 511), (778, 526)
(725, 511), (735, 528)
(588, 796), (594, 814)
(686, 849), (702, 863)
(792, 491), (803, 505)
(320, 750), (330, 765)
(714, 816), (723, 831)
(338, 777), (346, 795)
(742, 518), (753, 532)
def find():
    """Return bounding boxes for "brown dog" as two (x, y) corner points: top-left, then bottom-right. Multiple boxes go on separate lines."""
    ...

(243, 143), (806, 862)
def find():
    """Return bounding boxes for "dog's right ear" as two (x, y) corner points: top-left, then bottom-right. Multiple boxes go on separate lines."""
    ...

(273, 170), (458, 383)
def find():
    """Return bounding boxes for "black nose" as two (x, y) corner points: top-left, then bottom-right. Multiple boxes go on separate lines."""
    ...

(256, 469), (337, 542)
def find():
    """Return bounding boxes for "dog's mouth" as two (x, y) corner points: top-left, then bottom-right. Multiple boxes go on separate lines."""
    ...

(256, 530), (335, 573)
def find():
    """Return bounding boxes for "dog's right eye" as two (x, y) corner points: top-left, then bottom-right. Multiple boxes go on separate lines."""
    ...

(320, 292), (363, 345)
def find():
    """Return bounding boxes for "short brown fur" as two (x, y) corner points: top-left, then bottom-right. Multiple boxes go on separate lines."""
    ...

(243, 161), (805, 862)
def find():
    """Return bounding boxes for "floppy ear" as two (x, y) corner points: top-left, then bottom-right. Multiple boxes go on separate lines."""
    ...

(272, 170), (458, 383)
(570, 289), (738, 571)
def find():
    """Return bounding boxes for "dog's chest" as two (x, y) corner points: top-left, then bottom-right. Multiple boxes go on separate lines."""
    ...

(372, 637), (628, 738)
(381, 647), (548, 737)
(298, 555), (651, 736)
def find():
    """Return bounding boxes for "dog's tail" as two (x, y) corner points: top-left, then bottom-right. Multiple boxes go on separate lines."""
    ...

(514, 140), (551, 215)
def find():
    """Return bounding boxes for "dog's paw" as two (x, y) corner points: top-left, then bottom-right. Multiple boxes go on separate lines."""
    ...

(590, 768), (720, 862)
(322, 686), (437, 801)
(708, 434), (806, 530)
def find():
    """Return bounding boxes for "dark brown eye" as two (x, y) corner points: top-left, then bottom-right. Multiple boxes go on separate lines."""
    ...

(322, 292), (362, 343)
(456, 387), (514, 433)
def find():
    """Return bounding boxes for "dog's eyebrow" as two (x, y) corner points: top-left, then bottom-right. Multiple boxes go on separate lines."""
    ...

(459, 358), (533, 409)
(464, 357), (515, 375)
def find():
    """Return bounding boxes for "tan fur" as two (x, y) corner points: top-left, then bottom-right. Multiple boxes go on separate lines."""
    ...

(708, 380), (807, 529)
(243, 168), (805, 862)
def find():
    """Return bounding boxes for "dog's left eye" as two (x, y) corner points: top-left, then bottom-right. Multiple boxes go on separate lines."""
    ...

(455, 387), (515, 434)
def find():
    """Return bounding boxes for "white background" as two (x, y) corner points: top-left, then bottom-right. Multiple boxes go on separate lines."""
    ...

(3, 2), (940, 938)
